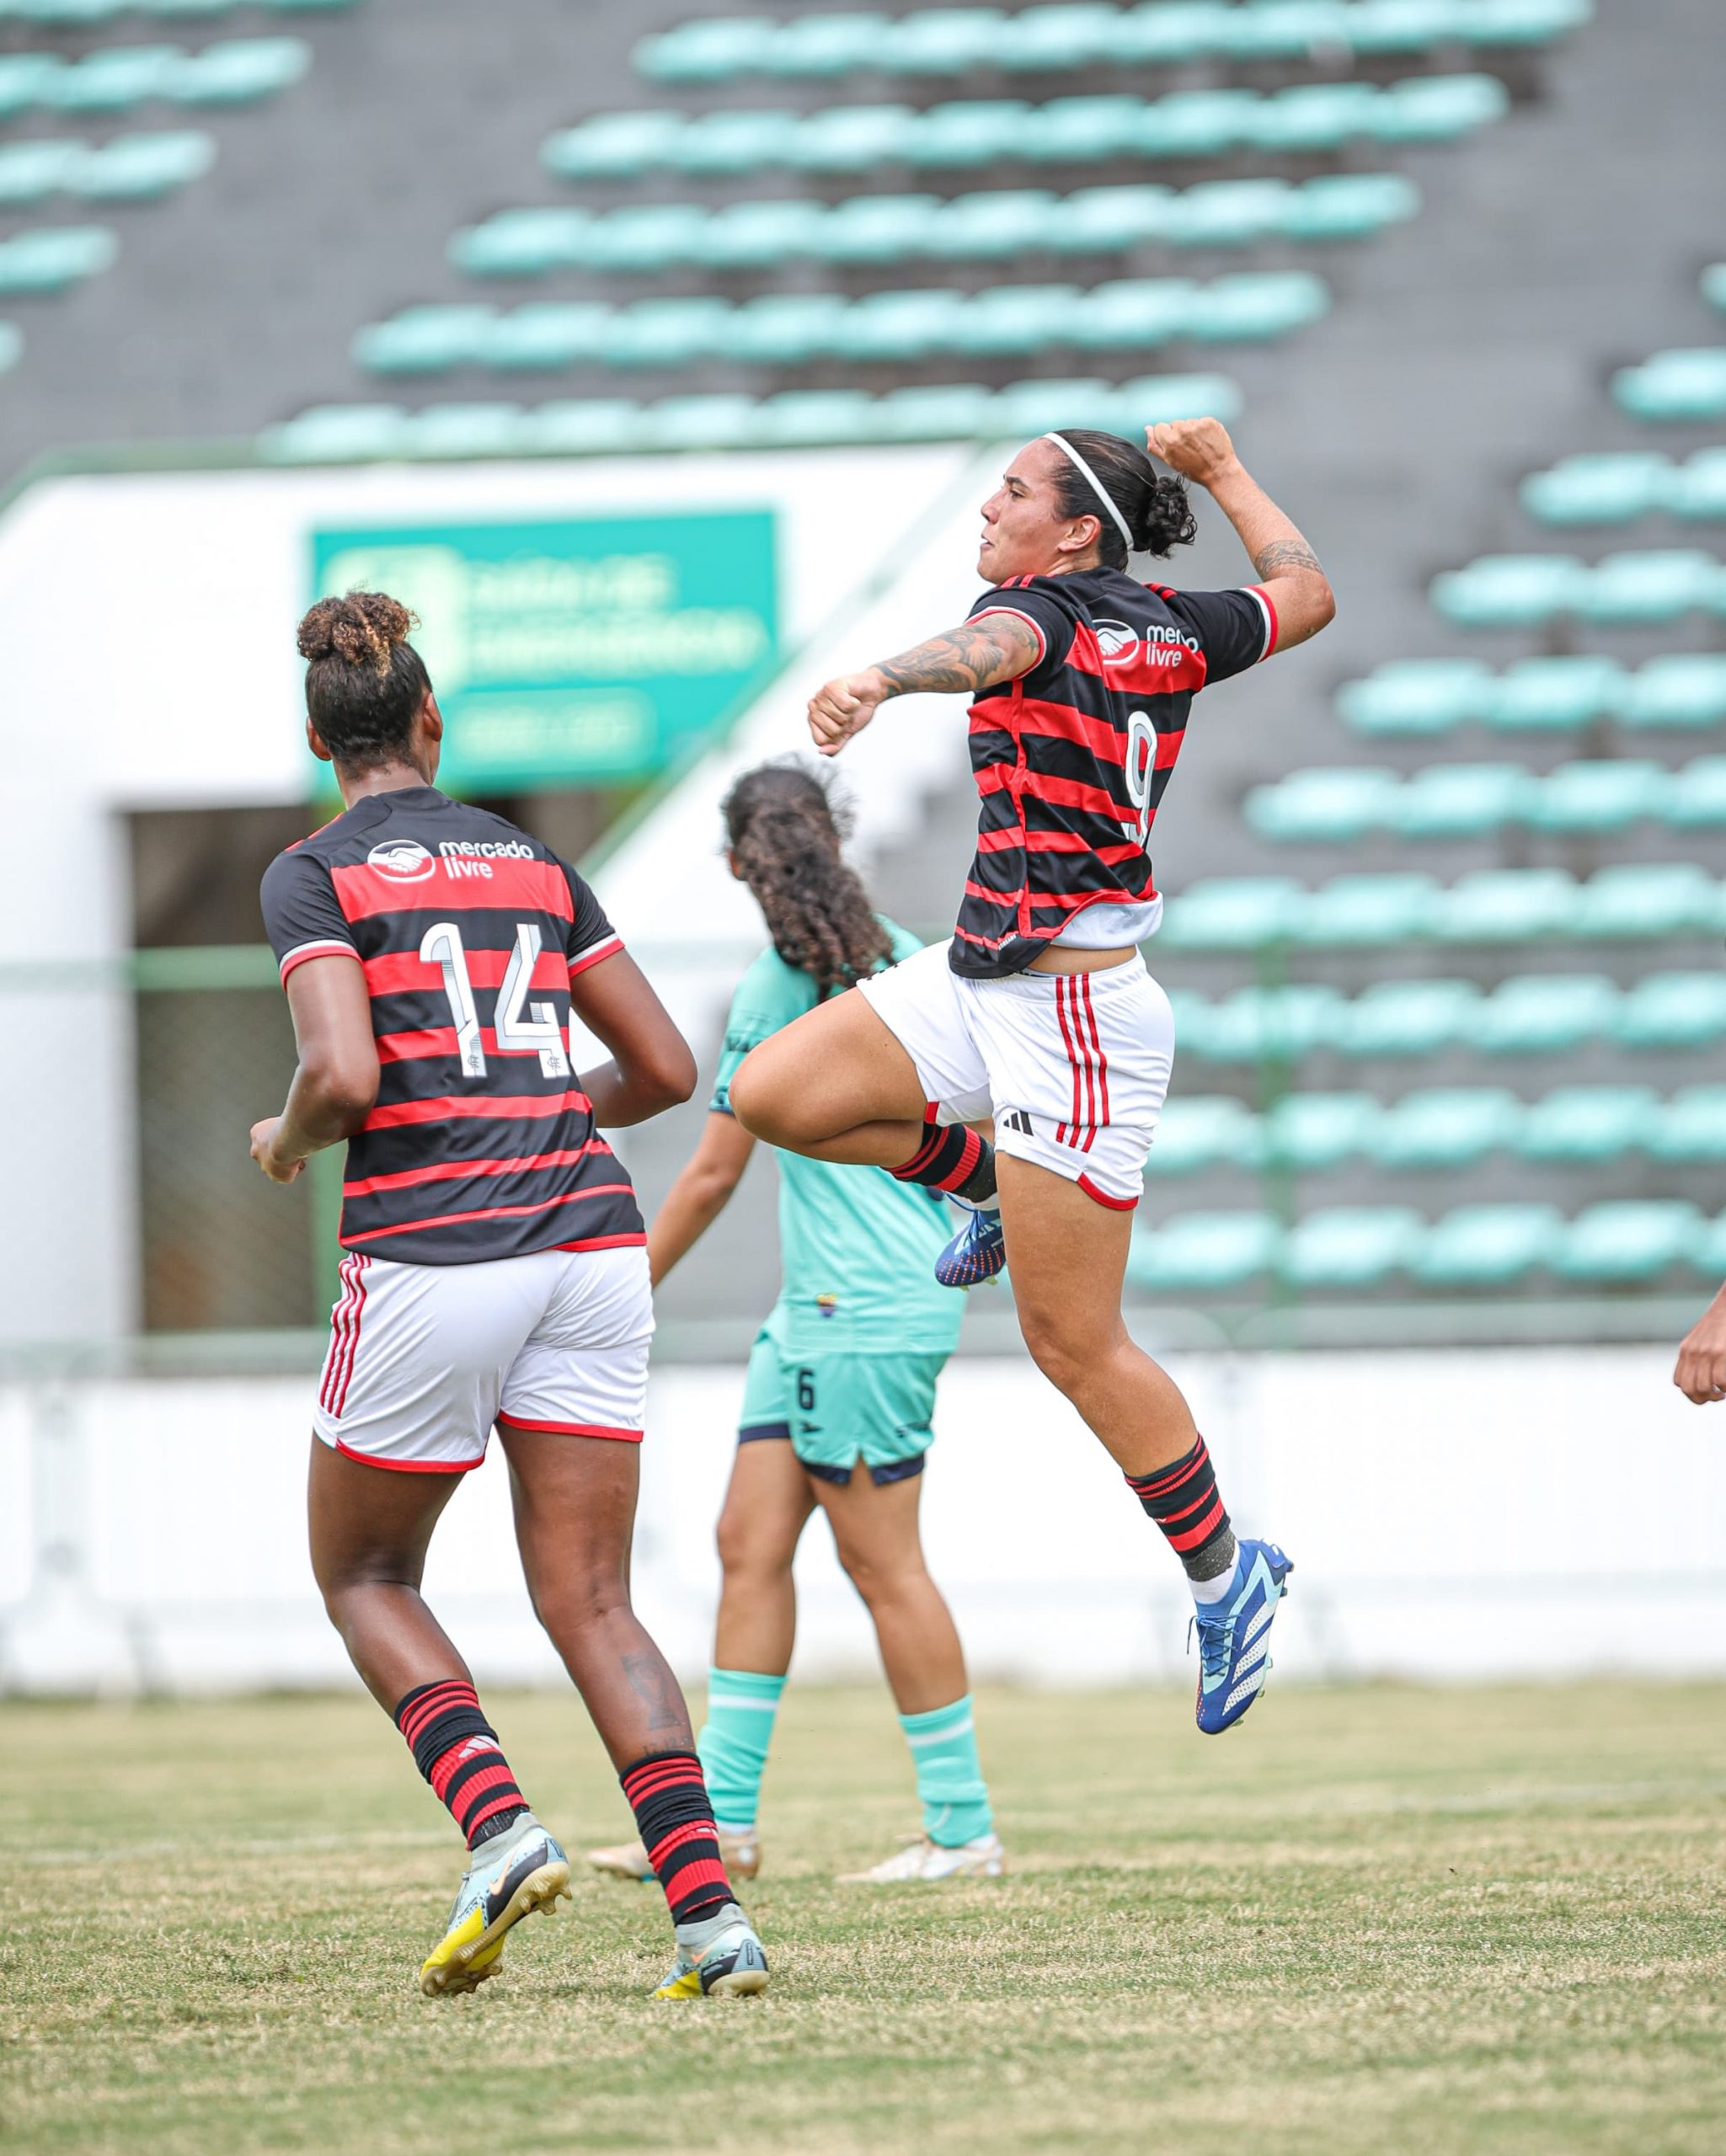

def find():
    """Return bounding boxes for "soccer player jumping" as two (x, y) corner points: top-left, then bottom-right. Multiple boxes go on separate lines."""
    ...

(252, 594), (768, 2000)
(729, 418), (1335, 1732)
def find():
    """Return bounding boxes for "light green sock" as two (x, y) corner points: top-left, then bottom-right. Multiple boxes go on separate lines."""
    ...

(696, 1667), (785, 1833)
(899, 1694), (994, 1848)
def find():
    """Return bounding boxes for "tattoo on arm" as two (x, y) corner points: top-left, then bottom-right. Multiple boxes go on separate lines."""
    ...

(875, 614), (1042, 697)
(1252, 538), (1325, 579)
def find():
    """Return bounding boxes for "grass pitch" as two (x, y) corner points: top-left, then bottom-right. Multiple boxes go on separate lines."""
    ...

(3, 1682), (1723, 2155)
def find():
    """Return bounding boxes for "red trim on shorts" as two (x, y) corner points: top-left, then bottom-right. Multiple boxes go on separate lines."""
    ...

(331, 1254), (370, 1417)
(494, 1413), (644, 1442)
(1077, 1173), (1138, 1212)
(332, 1438), (484, 1474)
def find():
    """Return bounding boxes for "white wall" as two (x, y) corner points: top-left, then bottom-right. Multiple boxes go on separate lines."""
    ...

(4, 1343), (1722, 1694)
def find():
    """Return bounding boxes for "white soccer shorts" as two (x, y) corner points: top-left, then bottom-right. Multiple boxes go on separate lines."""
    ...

(313, 1242), (654, 1472)
(858, 940), (1175, 1209)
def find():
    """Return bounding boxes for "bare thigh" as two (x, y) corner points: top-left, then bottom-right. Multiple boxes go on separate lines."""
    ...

(727, 988), (927, 1161)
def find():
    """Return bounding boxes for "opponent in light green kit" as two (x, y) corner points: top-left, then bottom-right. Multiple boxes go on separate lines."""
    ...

(589, 762), (1002, 1885)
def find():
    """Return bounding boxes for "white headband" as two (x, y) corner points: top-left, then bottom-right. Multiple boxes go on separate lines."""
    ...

(1043, 430), (1135, 552)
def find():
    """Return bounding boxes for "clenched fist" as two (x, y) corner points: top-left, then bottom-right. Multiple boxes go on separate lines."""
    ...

(1146, 417), (1241, 488)
(250, 1116), (304, 1184)
(807, 668), (889, 758)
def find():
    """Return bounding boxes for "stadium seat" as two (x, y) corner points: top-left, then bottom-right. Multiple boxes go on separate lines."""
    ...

(720, 294), (849, 365)
(634, 17), (776, 83)
(1371, 71), (1511, 142)
(754, 389), (880, 446)
(1613, 972), (1726, 1050)
(0, 321), (18, 375)
(1143, 1097), (1261, 1177)
(1072, 278), (1200, 350)
(1160, 877), (1305, 949)
(1243, 766), (1397, 843)
(1383, 763), (1529, 838)
(607, 298), (734, 367)
(1169, 984), (1346, 1063)
(1525, 758), (1668, 834)
(403, 403), (525, 460)
(828, 289), (959, 361)
(1413, 1203), (1565, 1288)
(520, 399), (646, 454)
(1569, 862), (1721, 939)
(484, 305), (613, 371)
(1621, 654), (1726, 729)
(780, 103), (919, 171)
(637, 394), (763, 451)
(1370, 1086), (1523, 1170)
(885, 7), (1007, 73)
(1517, 1085), (1659, 1163)
(753, 11), (891, 77)
(952, 283), (1085, 357)
(1663, 755), (1726, 830)
(1520, 453), (1673, 526)
(0, 223), (116, 294)
(72, 128), (214, 200)
(915, 101), (1037, 168)
(450, 210), (589, 280)
(40, 44), (179, 112)
(1125, 1210), (1283, 1293)
(0, 140), (80, 205)
(1554, 1201), (1702, 1283)
(1468, 974), (1620, 1055)
(1249, 80), (1384, 152)
(353, 306), (494, 373)
(1704, 263), (1726, 315)
(675, 110), (800, 176)
(1338, 659), (1495, 735)
(1649, 1085), (1726, 1163)
(1261, 1091), (1381, 1170)
(1280, 1207), (1424, 1290)
(1429, 553), (1586, 627)
(1295, 873), (1442, 946)
(925, 190), (1058, 262)
(1670, 448), (1726, 521)
(1612, 350), (1726, 423)
(542, 111), (687, 181)
(997, 2), (1122, 72)
(1590, 550), (1723, 624)
(1187, 273), (1329, 343)
(169, 36), (310, 105)
(257, 403), (409, 462)
(1435, 869), (1579, 942)
(1485, 655), (1626, 732)
(1282, 171), (1421, 241)
(1334, 979), (1482, 1058)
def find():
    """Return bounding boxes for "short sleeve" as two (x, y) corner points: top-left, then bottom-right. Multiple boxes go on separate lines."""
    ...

(259, 847), (358, 985)
(966, 583), (1074, 685)
(709, 953), (812, 1115)
(558, 858), (623, 978)
(1162, 586), (1278, 686)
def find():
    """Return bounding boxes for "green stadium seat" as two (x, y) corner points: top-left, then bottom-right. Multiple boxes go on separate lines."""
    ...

(605, 297), (732, 368)
(829, 288), (961, 361)
(1429, 553), (1586, 627)
(1621, 654), (1726, 729)
(451, 210), (590, 280)
(953, 283), (1082, 356)
(634, 18), (776, 84)
(1168, 985), (1345, 1064)
(169, 36), (309, 105)
(887, 6), (1007, 72)
(1127, 1210), (1283, 1294)
(1688, 1213), (1726, 1280)
(1413, 1203), (1564, 1288)
(1484, 655), (1626, 732)
(755, 389), (879, 447)
(0, 223), (116, 294)
(1166, 179), (1292, 249)
(1281, 171), (1421, 241)
(1370, 72), (1511, 142)
(1338, 659), (1494, 736)
(519, 399), (646, 454)
(1161, 877), (1304, 950)
(1111, 3), (1221, 67)
(1526, 758), (1668, 833)
(1346, 0), (1461, 55)
(673, 110), (799, 176)
(1129, 371), (1244, 424)
(1280, 1207), (1424, 1290)
(637, 394), (764, 451)
(1023, 98), (1160, 165)
(542, 112), (686, 181)
(1555, 1201), (1702, 1283)
(1384, 762), (1529, 838)
(1649, 1086), (1726, 1163)
(992, 376), (1125, 433)
(353, 305), (494, 374)
(403, 403), (525, 460)
(1590, 549), (1723, 624)
(1248, 81), (1383, 152)
(1295, 873), (1441, 947)
(997, 2), (1120, 72)
(754, 12), (890, 77)
(1570, 862), (1721, 940)
(1520, 452), (1673, 526)
(0, 139), (80, 205)
(701, 199), (828, 270)
(1073, 278), (1198, 350)
(1468, 974), (1619, 1055)
(1335, 979), (1481, 1058)
(1187, 273), (1329, 343)
(1462, 0), (1593, 46)
(1663, 755), (1726, 830)
(720, 294), (848, 365)
(1703, 263), (1726, 315)
(258, 403), (409, 463)
(0, 57), (65, 121)
(483, 305), (612, 371)
(869, 383), (998, 440)
(782, 104), (919, 172)
(0, 321), (19, 375)
(1370, 1087), (1523, 1170)
(1262, 1091), (1381, 1170)
(1144, 1097), (1261, 1177)
(1613, 972), (1726, 1050)
(1613, 350), (1726, 423)
(1435, 868), (1579, 942)
(1044, 184), (1176, 253)
(927, 190), (1060, 260)
(41, 44), (179, 112)
(1243, 766), (1397, 843)
(1670, 448), (1726, 521)
(915, 101), (1037, 168)
(579, 205), (708, 274)
(809, 195), (939, 264)
(1138, 89), (1264, 158)
(1518, 1085), (1659, 1164)
(68, 126), (210, 199)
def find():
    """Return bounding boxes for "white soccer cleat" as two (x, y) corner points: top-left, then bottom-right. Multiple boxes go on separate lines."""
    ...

(836, 1832), (1006, 1884)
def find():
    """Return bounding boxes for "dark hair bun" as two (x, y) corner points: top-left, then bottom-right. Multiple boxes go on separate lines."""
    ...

(297, 591), (417, 670)
(1130, 472), (1199, 556)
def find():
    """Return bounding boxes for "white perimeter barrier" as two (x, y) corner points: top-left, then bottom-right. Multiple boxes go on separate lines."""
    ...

(3, 1345), (1723, 1694)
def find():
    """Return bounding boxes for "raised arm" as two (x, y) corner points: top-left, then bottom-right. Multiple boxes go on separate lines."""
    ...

(250, 955), (380, 1184)
(1146, 418), (1336, 653)
(806, 611), (1042, 759)
(647, 1111), (757, 1286)
(569, 951), (698, 1126)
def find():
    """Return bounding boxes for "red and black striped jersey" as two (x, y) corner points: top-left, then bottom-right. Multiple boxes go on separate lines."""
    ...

(952, 567), (1277, 979)
(259, 786), (642, 1267)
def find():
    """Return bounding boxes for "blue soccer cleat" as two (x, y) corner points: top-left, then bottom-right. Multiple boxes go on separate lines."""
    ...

(1192, 1539), (1293, 1735)
(935, 1203), (1006, 1288)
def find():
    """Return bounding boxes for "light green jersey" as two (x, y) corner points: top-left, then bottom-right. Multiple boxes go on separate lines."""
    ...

(709, 921), (966, 1358)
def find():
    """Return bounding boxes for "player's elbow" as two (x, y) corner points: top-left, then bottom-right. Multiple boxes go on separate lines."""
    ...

(302, 1053), (379, 1129)
(1303, 574), (1337, 636)
(639, 1036), (698, 1113)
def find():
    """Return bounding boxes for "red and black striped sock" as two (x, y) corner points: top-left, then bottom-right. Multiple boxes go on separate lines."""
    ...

(620, 1751), (735, 1929)
(395, 1679), (529, 1850)
(1126, 1436), (1237, 1584)
(891, 1123), (997, 1203)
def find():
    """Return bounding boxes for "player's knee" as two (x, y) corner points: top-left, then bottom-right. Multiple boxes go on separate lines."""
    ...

(716, 1508), (792, 1581)
(527, 1566), (627, 1641)
(1016, 1308), (1095, 1404)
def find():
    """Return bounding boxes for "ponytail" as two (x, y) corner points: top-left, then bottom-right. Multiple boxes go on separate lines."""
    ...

(722, 761), (890, 996)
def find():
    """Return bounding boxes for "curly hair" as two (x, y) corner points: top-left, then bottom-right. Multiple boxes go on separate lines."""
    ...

(1045, 429), (1199, 570)
(722, 761), (890, 997)
(297, 590), (432, 769)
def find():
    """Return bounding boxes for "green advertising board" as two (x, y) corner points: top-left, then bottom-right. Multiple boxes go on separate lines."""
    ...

(310, 509), (778, 790)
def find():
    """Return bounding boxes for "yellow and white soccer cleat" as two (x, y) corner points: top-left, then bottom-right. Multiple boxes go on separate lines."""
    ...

(836, 1832), (1007, 1884)
(652, 1902), (770, 2001)
(419, 1813), (571, 1998)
